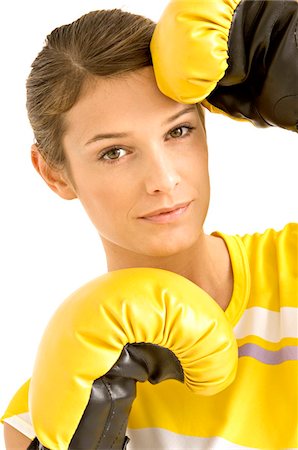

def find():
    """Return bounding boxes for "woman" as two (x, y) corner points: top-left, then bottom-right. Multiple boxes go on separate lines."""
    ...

(2, 4), (297, 450)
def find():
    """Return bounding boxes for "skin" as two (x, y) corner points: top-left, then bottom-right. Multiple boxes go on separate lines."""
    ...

(4, 423), (31, 449)
(5, 67), (234, 448)
(32, 66), (233, 310)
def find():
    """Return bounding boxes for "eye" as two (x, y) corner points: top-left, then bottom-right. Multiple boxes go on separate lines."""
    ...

(99, 147), (127, 163)
(168, 125), (194, 139)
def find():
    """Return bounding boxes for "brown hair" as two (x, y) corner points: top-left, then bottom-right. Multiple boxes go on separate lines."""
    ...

(27, 9), (204, 168)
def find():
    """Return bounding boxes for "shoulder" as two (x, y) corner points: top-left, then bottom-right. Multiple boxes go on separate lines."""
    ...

(240, 222), (298, 254)
(239, 223), (297, 282)
(240, 223), (298, 310)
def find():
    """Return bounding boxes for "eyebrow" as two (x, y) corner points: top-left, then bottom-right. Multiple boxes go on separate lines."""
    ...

(85, 105), (197, 146)
(85, 131), (128, 146)
(162, 105), (197, 125)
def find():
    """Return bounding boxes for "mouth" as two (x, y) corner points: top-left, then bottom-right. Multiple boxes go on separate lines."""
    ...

(140, 202), (191, 224)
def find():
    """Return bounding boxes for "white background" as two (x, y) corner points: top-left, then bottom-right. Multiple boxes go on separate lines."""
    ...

(0, 1), (297, 447)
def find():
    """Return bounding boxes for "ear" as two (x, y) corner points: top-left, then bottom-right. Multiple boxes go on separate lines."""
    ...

(31, 144), (77, 200)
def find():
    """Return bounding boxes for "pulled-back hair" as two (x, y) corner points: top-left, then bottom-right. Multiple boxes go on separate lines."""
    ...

(27, 8), (204, 168)
(27, 9), (155, 167)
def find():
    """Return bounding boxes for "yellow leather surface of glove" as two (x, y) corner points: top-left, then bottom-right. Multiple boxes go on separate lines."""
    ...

(151, 0), (241, 104)
(29, 268), (237, 449)
(151, 0), (298, 131)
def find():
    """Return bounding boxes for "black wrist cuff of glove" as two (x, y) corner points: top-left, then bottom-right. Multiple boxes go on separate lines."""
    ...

(27, 343), (183, 450)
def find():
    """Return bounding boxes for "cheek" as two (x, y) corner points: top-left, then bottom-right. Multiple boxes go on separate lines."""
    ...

(181, 142), (209, 186)
(186, 147), (210, 213)
(75, 173), (133, 232)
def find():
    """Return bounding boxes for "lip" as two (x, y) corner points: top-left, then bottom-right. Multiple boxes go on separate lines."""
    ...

(140, 202), (191, 224)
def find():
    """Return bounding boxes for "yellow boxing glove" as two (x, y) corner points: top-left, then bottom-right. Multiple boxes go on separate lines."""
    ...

(151, 0), (298, 131)
(26, 268), (237, 450)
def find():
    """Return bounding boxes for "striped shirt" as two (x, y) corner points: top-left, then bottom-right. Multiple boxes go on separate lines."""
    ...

(2, 223), (298, 448)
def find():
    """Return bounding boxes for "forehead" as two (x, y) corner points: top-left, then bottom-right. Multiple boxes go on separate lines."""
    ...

(64, 67), (184, 134)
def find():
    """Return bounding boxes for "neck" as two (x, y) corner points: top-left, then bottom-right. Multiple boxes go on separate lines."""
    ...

(101, 232), (233, 311)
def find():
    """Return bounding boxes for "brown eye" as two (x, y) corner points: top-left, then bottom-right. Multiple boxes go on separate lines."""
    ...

(102, 148), (126, 161)
(170, 127), (184, 138)
(169, 125), (193, 139)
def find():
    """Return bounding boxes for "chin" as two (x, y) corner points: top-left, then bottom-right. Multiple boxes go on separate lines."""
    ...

(135, 232), (199, 258)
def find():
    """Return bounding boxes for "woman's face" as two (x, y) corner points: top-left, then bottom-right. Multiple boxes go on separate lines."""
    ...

(62, 67), (210, 258)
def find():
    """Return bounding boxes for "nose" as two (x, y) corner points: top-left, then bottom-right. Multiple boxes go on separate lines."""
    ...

(143, 147), (181, 195)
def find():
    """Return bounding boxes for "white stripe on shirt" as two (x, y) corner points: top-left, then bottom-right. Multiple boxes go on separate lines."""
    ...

(127, 427), (260, 449)
(233, 306), (298, 342)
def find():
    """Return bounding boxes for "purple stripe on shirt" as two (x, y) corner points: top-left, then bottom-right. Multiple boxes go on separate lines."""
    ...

(238, 343), (298, 365)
